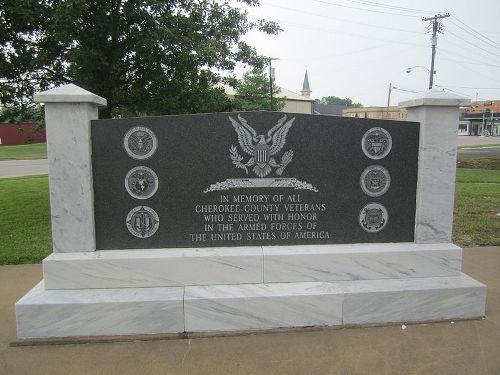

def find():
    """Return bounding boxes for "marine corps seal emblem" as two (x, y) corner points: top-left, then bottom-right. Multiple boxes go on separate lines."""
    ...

(125, 166), (159, 199)
(360, 165), (391, 197)
(124, 126), (158, 160)
(359, 203), (388, 233)
(361, 127), (392, 160)
(126, 206), (159, 238)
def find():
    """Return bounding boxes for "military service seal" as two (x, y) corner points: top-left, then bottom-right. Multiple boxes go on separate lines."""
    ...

(361, 127), (392, 160)
(360, 165), (391, 197)
(359, 203), (388, 233)
(126, 206), (159, 238)
(125, 166), (159, 199)
(124, 126), (158, 160)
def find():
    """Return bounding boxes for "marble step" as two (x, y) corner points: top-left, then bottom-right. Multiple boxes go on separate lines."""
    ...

(16, 273), (485, 339)
(42, 243), (462, 289)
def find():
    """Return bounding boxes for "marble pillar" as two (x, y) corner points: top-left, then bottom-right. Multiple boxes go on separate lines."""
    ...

(34, 84), (106, 253)
(399, 90), (470, 244)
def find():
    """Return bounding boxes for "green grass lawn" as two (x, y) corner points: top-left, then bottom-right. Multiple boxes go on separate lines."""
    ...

(0, 175), (52, 264)
(0, 143), (47, 159)
(0, 166), (499, 265)
(453, 168), (500, 248)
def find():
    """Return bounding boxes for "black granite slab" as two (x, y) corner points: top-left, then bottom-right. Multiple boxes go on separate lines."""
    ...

(91, 112), (419, 250)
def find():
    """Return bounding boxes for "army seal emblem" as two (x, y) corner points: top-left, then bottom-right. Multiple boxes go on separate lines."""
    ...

(125, 166), (159, 199)
(124, 126), (158, 160)
(126, 206), (159, 238)
(228, 114), (295, 178)
(359, 203), (388, 233)
(361, 127), (392, 160)
(360, 165), (391, 197)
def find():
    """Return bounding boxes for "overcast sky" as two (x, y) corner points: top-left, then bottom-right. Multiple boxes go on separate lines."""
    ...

(232, 0), (500, 107)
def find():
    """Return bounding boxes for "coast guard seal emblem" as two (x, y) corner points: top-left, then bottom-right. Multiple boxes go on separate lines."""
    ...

(124, 126), (158, 160)
(360, 165), (391, 197)
(359, 203), (388, 233)
(126, 206), (159, 238)
(125, 166), (159, 199)
(361, 127), (392, 160)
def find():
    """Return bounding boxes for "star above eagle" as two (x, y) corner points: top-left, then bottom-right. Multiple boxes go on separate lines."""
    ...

(228, 114), (295, 178)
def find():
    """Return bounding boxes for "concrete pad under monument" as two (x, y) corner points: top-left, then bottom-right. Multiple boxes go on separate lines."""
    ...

(15, 85), (486, 339)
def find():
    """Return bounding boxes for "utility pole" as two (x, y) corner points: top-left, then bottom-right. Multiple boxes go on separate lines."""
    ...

(386, 83), (392, 119)
(268, 57), (279, 111)
(422, 13), (449, 90)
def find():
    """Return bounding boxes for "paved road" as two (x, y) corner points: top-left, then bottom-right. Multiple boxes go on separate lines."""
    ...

(459, 147), (500, 157)
(457, 135), (500, 147)
(0, 159), (48, 178)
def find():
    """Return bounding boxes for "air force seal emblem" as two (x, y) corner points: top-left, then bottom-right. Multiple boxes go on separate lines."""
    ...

(228, 114), (294, 178)
(359, 203), (388, 233)
(124, 126), (158, 160)
(361, 127), (392, 160)
(126, 206), (159, 238)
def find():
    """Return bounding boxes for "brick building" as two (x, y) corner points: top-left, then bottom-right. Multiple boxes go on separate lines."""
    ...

(0, 123), (46, 145)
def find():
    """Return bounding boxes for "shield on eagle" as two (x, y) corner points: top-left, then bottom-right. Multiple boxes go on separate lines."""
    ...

(254, 142), (270, 168)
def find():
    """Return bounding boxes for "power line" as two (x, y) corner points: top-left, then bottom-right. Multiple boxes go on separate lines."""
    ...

(439, 56), (500, 69)
(446, 30), (500, 60)
(307, 0), (423, 17)
(437, 48), (500, 68)
(448, 19), (500, 51)
(434, 85), (500, 90)
(332, 0), (441, 14)
(246, 14), (427, 49)
(433, 85), (489, 101)
(265, 3), (424, 34)
(439, 37), (500, 65)
(451, 16), (500, 50)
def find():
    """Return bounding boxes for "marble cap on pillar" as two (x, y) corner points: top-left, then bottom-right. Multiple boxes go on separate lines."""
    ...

(34, 83), (107, 106)
(399, 89), (470, 108)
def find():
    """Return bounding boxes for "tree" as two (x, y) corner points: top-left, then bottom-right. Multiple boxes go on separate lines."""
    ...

(232, 67), (285, 111)
(319, 96), (363, 108)
(0, 0), (281, 119)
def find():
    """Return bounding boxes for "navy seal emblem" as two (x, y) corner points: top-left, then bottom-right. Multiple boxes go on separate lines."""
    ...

(359, 203), (388, 233)
(360, 165), (391, 197)
(361, 127), (392, 160)
(125, 166), (159, 199)
(124, 126), (158, 160)
(126, 206), (159, 238)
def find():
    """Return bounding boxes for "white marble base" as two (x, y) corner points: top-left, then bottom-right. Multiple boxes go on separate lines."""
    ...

(16, 273), (486, 339)
(264, 243), (461, 282)
(15, 282), (184, 339)
(43, 247), (263, 289)
(342, 273), (486, 325)
(184, 282), (343, 331)
(43, 243), (461, 289)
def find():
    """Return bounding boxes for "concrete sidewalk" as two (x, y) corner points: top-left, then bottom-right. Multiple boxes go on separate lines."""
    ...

(1, 247), (499, 375)
(0, 159), (48, 179)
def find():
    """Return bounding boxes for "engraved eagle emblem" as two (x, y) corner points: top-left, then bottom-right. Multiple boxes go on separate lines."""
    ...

(228, 114), (295, 178)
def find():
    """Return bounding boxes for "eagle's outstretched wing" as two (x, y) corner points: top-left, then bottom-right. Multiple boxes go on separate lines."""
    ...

(268, 116), (295, 155)
(228, 115), (257, 156)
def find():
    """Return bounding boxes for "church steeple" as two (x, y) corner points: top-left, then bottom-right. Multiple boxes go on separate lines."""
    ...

(301, 67), (311, 98)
